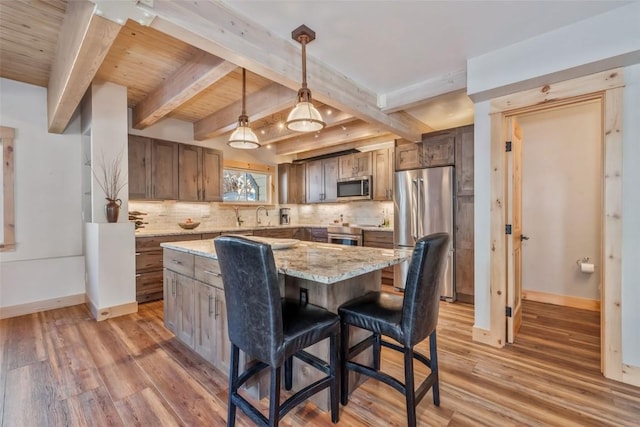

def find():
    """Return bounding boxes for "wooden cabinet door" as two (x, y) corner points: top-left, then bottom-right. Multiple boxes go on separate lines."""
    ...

(176, 275), (195, 347)
(128, 135), (152, 199)
(214, 288), (231, 374)
(322, 158), (339, 202)
(278, 163), (305, 204)
(202, 148), (222, 202)
(354, 152), (372, 176)
(152, 139), (179, 200)
(455, 195), (475, 302)
(305, 160), (324, 203)
(163, 270), (178, 333)
(338, 155), (355, 179)
(455, 125), (474, 196)
(178, 144), (201, 201)
(195, 282), (216, 364)
(373, 148), (393, 201)
(423, 131), (455, 167)
(395, 140), (423, 170)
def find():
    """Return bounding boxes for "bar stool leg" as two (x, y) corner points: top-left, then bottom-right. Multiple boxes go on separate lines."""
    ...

(430, 331), (440, 406)
(269, 366), (281, 427)
(227, 345), (240, 427)
(330, 333), (339, 422)
(284, 356), (293, 391)
(340, 321), (350, 406)
(404, 347), (417, 427)
(373, 333), (381, 371)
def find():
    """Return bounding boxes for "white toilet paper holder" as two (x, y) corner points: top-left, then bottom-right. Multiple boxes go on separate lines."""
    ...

(576, 256), (590, 266)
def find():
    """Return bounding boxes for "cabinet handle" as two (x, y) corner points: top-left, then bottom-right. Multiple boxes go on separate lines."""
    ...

(202, 189), (206, 200)
(135, 252), (141, 256)
(172, 260), (183, 265)
(135, 273), (141, 277)
(172, 278), (176, 296)
(204, 270), (221, 277)
(208, 295), (214, 316)
(215, 296), (221, 318)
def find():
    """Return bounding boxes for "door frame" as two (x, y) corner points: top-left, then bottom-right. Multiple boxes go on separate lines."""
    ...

(476, 68), (624, 381)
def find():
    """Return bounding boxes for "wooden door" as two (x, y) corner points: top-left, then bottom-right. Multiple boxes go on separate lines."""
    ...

(152, 139), (179, 200)
(214, 288), (231, 374)
(354, 151), (373, 176)
(455, 125), (475, 196)
(423, 131), (455, 167)
(507, 118), (523, 343)
(395, 140), (422, 171)
(163, 270), (178, 333)
(338, 155), (354, 179)
(128, 135), (152, 199)
(195, 282), (215, 364)
(373, 148), (392, 200)
(322, 158), (339, 202)
(178, 144), (201, 201)
(305, 160), (323, 203)
(176, 275), (195, 347)
(202, 148), (222, 201)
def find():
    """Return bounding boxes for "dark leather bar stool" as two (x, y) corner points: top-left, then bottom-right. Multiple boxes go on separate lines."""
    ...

(214, 235), (340, 427)
(339, 232), (450, 427)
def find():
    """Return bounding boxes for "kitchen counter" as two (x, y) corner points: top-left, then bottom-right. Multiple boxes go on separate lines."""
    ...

(161, 237), (409, 284)
(138, 224), (392, 237)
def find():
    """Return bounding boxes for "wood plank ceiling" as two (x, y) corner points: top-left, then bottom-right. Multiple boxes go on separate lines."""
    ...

(0, 1), (407, 157)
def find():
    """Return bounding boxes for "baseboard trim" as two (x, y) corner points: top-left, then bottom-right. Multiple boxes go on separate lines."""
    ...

(87, 300), (138, 321)
(0, 293), (86, 319)
(622, 364), (640, 388)
(523, 290), (600, 311)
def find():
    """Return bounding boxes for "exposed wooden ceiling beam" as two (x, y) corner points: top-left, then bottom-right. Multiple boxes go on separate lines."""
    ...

(47, 0), (121, 134)
(194, 83), (295, 140)
(141, 1), (431, 141)
(132, 51), (236, 130)
(203, 107), (353, 147)
(275, 120), (389, 156)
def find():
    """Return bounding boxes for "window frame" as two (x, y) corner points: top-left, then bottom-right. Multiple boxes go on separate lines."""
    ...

(222, 159), (275, 206)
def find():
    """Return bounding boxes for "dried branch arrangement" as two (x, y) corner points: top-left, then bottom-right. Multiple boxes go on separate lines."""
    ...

(93, 150), (126, 201)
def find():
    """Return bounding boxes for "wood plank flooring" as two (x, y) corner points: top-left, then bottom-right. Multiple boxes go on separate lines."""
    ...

(1, 299), (639, 426)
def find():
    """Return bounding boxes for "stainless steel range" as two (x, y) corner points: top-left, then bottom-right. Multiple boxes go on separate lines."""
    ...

(327, 226), (363, 246)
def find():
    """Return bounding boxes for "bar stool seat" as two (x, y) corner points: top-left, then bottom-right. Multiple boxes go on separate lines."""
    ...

(214, 235), (340, 427)
(339, 232), (450, 427)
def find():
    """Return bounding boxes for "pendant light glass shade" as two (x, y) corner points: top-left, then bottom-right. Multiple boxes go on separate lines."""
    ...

(286, 25), (325, 132)
(228, 68), (260, 149)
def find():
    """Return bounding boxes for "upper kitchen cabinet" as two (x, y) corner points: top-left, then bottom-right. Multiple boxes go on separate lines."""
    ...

(455, 125), (474, 196)
(422, 130), (455, 167)
(372, 148), (394, 201)
(395, 139), (423, 171)
(278, 163), (305, 204)
(306, 157), (338, 203)
(152, 139), (179, 200)
(179, 145), (223, 202)
(338, 152), (372, 179)
(128, 135), (152, 199)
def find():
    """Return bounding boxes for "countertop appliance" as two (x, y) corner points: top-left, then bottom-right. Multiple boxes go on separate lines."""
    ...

(279, 208), (291, 225)
(337, 176), (372, 201)
(327, 225), (363, 246)
(393, 166), (455, 300)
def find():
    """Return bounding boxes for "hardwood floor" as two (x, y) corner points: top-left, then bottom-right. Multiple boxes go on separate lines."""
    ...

(1, 299), (639, 426)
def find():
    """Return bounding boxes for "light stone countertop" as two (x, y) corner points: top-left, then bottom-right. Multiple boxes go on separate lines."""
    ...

(161, 237), (410, 285)
(136, 224), (393, 238)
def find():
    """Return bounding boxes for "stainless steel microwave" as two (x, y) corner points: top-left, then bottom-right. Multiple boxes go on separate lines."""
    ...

(336, 176), (372, 200)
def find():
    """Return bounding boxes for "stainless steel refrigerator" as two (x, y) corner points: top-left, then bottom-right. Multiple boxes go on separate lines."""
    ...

(393, 166), (455, 300)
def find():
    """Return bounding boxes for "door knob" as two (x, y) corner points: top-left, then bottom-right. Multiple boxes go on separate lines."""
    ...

(520, 235), (530, 241)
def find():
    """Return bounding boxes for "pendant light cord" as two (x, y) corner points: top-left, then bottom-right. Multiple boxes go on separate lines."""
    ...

(241, 68), (247, 116)
(300, 35), (308, 90)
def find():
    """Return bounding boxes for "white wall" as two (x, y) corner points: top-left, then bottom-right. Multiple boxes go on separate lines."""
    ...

(621, 64), (640, 367)
(468, 2), (640, 101)
(0, 78), (85, 308)
(519, 101), (602, 300)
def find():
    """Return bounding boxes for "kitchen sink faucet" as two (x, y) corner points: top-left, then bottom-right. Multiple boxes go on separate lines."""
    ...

(256, 205), (268, 225)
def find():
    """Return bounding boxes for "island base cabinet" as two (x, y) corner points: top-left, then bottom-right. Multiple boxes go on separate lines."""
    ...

(163, 270), (178, 334)
(195, 283), (230, 375)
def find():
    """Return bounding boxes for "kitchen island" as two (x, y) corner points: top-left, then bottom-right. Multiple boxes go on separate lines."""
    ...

(161, 237), (411, 410)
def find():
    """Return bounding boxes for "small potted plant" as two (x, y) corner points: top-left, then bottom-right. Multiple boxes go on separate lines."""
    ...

(93, 150), (126, 223)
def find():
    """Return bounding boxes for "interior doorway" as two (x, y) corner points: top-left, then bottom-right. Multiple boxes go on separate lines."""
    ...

(517, 101), (603, 312)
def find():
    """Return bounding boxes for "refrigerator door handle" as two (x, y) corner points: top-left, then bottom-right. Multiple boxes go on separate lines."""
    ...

(411, 179), (420, 243)
(418, 178), (425, 238)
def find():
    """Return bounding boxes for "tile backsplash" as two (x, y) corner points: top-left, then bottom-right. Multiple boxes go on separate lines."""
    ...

(129, 200), (394, 232)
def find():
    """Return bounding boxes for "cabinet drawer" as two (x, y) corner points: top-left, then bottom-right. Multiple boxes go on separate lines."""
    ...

(202, 232), (221, 240)
(253, 228), (294, 239)
(136, 250), (163, 272)
(137, 233), (201, 252)
(163, 249), (194, 277)
(136, 270), (164, 303)
(194, 256), (224, 289)
(363, 230), (393, 246)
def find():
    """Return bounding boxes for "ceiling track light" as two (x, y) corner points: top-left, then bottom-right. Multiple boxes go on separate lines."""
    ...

(228, 68), (260, 149)
(286, 25), (326, 133)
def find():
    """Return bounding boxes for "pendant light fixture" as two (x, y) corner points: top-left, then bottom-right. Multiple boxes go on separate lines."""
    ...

(228, 68), (260, 149)
(286, 25), (326, 132)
